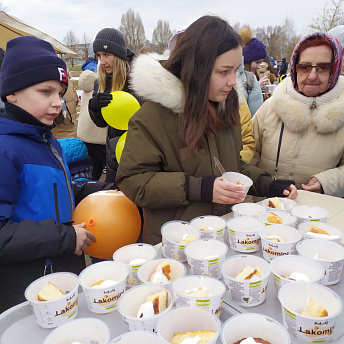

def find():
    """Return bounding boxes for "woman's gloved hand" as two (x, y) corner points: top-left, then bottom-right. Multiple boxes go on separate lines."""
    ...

(89, 93), (113, 112)
(269, 179), (297, 199)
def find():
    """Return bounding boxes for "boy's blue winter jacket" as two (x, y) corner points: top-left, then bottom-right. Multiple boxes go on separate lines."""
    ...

(0, 103), (85, 313)
(0, 117), (74, 224)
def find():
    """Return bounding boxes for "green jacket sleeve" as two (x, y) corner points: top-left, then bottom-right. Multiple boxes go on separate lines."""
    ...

(116, 108), (191, 209)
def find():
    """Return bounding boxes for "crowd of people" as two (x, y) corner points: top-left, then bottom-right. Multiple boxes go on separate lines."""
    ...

(1, 15), (344, 313)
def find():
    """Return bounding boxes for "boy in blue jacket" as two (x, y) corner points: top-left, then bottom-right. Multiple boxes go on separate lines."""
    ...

(0, 36), (103, 313)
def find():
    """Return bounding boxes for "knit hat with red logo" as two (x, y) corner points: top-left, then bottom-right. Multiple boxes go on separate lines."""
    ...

(0, 36), (68, 101)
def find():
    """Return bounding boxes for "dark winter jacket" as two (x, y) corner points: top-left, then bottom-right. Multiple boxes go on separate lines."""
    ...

(0, 103), (85, 313)
(279, 57), (288, 76)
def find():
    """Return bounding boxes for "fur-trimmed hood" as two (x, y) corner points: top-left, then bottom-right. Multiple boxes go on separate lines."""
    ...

(130, 53), (245, 114)
(271, 76), (344, 134)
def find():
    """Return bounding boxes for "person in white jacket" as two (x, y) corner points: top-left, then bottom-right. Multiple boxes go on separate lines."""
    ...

(252, 32), (344, 197)
(77, 70), (107, 180)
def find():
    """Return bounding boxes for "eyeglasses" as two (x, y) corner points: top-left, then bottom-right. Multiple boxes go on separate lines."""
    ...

(296, 63), (332, 74)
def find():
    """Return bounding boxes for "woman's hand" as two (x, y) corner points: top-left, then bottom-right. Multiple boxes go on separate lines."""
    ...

(258, 75), (269, 90)
(88, 92), (112, 112)
(73, 222), (96, 256)
(213, 177), (245, 204)
(301, 177), (324, 193)
(282, 184), (298, 199)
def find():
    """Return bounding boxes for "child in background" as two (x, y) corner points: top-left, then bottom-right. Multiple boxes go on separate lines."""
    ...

(0, 36), (112, 313)
(240, 27), (269, 91)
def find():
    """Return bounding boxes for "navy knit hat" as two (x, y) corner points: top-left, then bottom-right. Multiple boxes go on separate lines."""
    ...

(93, 28), (127, 60)
(0, 36), (68, 101)
(239, 27), (267, 64)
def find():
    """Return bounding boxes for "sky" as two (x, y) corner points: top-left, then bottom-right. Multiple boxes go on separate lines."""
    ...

(1, 0), (330, 46)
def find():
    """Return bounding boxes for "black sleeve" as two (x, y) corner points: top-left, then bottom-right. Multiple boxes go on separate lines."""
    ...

(72, 180), (116, 206)
(249, 175), (296, 198)
(88, 79), (108, 128)
(0, 219), (76, 264)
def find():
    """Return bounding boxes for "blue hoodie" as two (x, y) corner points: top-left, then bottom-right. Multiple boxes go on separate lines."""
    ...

(237, 62), (263, 117)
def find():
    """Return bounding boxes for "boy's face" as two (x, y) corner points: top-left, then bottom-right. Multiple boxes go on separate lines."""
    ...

(6, 80), (66, 125)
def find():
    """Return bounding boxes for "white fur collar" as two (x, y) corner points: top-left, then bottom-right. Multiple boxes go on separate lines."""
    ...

(271, 76), (344, 134)
(130, 53), (245, 114)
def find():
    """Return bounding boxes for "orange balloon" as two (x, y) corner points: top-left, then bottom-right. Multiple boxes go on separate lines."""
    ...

(72, 190), (141, 259)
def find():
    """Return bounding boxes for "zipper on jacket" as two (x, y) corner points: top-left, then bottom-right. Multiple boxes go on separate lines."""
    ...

(310, 97), (317, 109)
(44, 258), (53, 275)
(227, 127), (239, 168)
(54, 183), (60, 223)
(42, 132), (74, 214)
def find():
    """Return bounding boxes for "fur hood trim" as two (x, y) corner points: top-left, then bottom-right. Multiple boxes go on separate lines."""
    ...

(271, 76), (344, 134)
(130, 53), (245, 114)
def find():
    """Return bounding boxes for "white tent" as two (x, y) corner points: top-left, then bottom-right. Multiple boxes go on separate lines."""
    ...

(0, 11), (77, 56)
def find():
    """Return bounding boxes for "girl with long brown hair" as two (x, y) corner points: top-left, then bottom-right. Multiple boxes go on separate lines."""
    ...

(116, 16), (297, 245)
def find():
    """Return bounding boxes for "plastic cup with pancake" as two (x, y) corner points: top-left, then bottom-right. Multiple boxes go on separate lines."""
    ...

(270, 255), (325, 297)
(113, 243), (157, 288)
(298, 222), (343, 244)
(190, 215), (226, 241)
(42, 318), (110, 344)
(157, 307), (221, 344)
(161, 220), (200, 262)
(171, 275), (226, 317)
(262, 197), (297, 212)
(221, 313), (291, 344)
(221, 254), (271, 307)
(258, 210), (297, 227)
(227, 216), (263, 253)
(222, 171), (253, 197)
(137, 258), (186, 290)
(117, 284), (173, 332)
(259, 225), (303, 262)
(78, 261), (128, 313)
(278, 282), (342, 343)
(232, 203), (266, 219)
(109, 331), (164, 344)
(184, 239), (228, 279)
(296, 239), (344, 285)
(24, 272), (79, 328)
(292, 205), (329, 226)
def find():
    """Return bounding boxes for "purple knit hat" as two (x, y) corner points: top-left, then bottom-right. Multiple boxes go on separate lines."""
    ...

(242, 38), (267, 64)
(289, 32), (342, 95)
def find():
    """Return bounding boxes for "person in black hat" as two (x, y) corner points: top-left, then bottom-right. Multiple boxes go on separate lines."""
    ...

(0, 36), (114, 312)
(88, 28), (142, 184)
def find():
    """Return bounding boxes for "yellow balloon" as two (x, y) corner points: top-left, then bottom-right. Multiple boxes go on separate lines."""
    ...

(115, 131), (127, 163)
(101, 91), (140, 130)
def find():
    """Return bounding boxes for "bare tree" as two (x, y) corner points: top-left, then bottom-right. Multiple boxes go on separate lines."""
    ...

(309, 0), (344, 31)
(256, 18), (300, 61)
(232, 22), (242, 33)
(119, 8), (146, 53)
(152, 20), (173, 54)
(63, 30), (79, 66)
(81, 33), (91, 60)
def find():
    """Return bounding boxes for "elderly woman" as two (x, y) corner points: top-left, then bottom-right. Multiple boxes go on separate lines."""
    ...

(252, 32), (344, 197)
